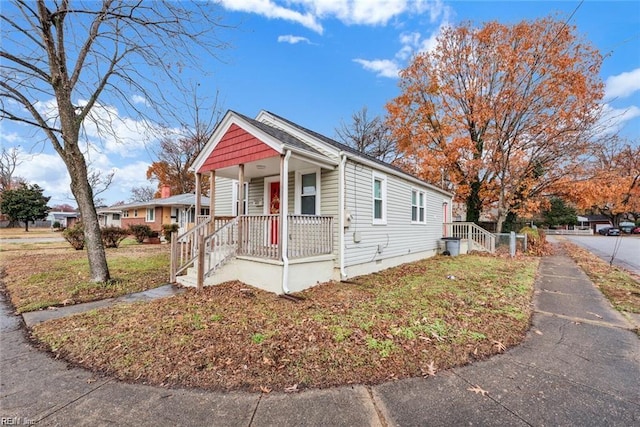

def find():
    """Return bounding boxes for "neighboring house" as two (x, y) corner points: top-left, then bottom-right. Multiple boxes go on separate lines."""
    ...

(112, 192), (211, 234)
(97, 208), (122, 228)
(171, 109), (455, 295)
(47, 211), (80, 228)
(579, 214), (612, 233)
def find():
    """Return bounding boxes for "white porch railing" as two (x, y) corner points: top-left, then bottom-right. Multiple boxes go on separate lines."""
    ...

(443, 222), (495, 253)
(203, 217), (239, 278)
(170, 216), (236, 283)
(288, 215), (333, 258)
(237, 215), (334, 259)
(170, 215), (334, 288)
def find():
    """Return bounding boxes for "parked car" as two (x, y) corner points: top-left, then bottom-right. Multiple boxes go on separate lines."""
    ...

(598, 227), (621, 236)
(620, 224), (635, 234)
(632, 226), (640, 234)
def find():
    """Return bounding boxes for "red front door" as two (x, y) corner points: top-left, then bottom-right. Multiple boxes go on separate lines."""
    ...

(269, 182), (280, 245)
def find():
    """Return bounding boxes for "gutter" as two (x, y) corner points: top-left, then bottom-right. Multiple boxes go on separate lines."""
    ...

(338, 152), (347, 279)
(281, 150), (292, 294)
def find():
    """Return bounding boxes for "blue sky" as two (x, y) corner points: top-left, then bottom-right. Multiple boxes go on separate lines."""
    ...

(3, 0), (639, 207)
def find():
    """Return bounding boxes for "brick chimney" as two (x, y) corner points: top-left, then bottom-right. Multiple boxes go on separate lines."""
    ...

(160, 184), (171, 199)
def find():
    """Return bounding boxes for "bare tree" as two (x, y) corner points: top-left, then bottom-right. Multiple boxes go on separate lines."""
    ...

(0, 147), (24, 192)
(1, 1), (228, 282)
(336, 106), (401, 164)
(129, 185), (155, 203)
(147, 89), (223, 196)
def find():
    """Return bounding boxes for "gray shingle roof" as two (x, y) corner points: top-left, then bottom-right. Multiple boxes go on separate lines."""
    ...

(112, 193), (210, 210)
(233, 111), (324, 157)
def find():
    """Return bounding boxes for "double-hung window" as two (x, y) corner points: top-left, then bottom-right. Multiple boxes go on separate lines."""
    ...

(146, 208), (155, 222)
(295, 169), (320, 215)
(372, 173), (387, 225)
(411, 189), (426, 223)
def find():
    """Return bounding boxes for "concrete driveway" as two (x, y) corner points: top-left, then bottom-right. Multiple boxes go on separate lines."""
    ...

(564, 235), (640, 275)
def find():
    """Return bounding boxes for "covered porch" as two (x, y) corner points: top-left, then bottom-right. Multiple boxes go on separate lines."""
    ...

(170, 112), (338, 292)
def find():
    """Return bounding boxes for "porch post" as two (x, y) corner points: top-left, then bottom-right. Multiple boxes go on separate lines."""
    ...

(195, 172), (202, 221)
(209, 171), (216, 218)
(238, 164), (245, 253)
(279, 155), (285, 259)
(209, 170), (216, 233)
(238, 164), (245, 216)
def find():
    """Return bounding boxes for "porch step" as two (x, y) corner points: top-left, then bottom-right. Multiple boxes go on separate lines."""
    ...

(176, 255), (236, 288)
(175, 273), (198, 288)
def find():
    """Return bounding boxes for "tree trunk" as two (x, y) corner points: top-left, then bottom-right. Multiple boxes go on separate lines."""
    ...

(24, 221), (29, 232)
(63, 141), (110, 283)
(465, 181), (482, 223)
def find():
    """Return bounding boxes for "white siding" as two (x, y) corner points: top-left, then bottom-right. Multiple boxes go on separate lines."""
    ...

(320, 168), (340, 259)
(213, 177), (234, 216)
(247, 178), (263, 215)
(343, 160), (450, 270)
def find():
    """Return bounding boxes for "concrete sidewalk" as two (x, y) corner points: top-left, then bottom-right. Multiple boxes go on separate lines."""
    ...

(1, 251), (639, 426)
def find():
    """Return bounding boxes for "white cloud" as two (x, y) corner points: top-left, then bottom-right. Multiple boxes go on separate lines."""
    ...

(309, 0), (407, 26)
(278, 34), (311, 44)
(352, 58), (400, 78)
(219, 0), (449, 32)
(109, 161), (153, 203)
(597, 103), (640, 135)
(75, 100), (158, 158)
(14, 150), (71, 204)
(605, 68), (640, 100)
(219, 0), (323, 33)
(131, 94), (149, 106)
(0, 131), (25, 144)
(352, 3), (450, 78)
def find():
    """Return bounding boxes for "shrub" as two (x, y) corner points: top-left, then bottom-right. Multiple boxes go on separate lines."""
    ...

(128, 224), (152, 243)
(62, 222), (85, 250)
(520, 226), (550, 256)
(52, 221), (61, 230)
(101, 226), (129, 248)
(163, 223), (179, 242)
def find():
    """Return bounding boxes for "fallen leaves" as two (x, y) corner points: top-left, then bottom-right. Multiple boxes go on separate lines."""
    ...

(259, 385), (271, 394)
(28, 255), (538, 392)
(284, 384), (299, 393)
(467, 385), (489, 396)
(422, 361), (437, 377)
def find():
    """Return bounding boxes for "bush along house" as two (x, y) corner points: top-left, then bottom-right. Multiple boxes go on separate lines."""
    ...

(171, 110), (455, 294)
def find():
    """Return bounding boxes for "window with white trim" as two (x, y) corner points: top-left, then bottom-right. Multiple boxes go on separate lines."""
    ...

(122, 210), (129, 218)
(411, 189), (426, 223)
(112, 213), (121, 220)
(146, 208), (155, 222)
(372, 173), (387, 225)
(133, 209), (138, 218)
(295, 168), (321, 215)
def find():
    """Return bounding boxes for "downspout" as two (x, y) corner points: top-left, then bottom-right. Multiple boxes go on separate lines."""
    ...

(338, 152), (347, 279)
(281, 150), (292, 294)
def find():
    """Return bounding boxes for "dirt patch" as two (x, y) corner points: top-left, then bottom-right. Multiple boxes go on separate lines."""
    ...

(30, 255), (539, 392)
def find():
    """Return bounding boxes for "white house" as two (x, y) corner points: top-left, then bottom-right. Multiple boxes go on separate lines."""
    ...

(170, 110), (457, 294)
(97, 207), (122, 228)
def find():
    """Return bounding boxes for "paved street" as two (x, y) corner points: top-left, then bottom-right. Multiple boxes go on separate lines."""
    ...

(564, 235), (640, 276)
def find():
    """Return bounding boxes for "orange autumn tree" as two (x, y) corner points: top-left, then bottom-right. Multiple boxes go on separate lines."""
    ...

(569, 141), (640, 226)
(386, 18), (604, 232)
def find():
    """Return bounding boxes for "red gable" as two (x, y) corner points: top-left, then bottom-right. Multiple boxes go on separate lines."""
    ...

(198, 124), (279, 173)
